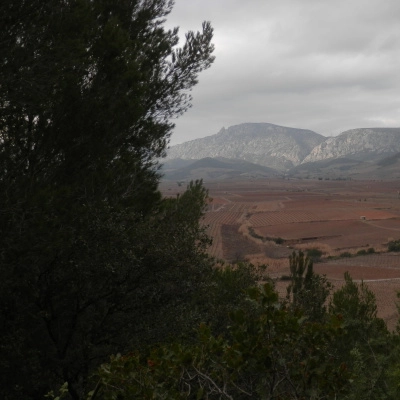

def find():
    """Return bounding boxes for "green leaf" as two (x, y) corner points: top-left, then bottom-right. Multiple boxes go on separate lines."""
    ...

(196, 387), (204, 399)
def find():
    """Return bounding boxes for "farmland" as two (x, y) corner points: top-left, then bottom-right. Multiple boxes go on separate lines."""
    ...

(161, 178), (400, 328)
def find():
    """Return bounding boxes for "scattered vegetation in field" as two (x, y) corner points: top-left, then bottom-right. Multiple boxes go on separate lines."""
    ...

(388, 239), (400, 252)
(306, 248), (323, 261)
(248, 226), (264, 240)
(248, 226), (285, 244)
(357, 247), (376, 255)
(326, 247), (377, 260)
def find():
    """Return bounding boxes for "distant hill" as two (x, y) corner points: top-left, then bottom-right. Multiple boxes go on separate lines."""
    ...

(164, 124), (400, 180)
(165, 123), (325, 171)
(302, 128), (400, 163)
(288, 158), (365, 179)
(377, 152), (400, 167)
(371, 152), (400, 180)
(288, 153), (400, 180)
(161, 157), (280, 181)
(161, 158), (195, 170)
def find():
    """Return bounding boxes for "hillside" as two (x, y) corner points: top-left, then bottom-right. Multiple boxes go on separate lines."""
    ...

(302, 128), (400, 163)
(164, 124), (400, 180)
(162, 157), (280, 181)
(166, 123), (325, 171)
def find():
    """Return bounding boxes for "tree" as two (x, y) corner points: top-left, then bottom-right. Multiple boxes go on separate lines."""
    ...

(0, 0), (214, 206)
(329, 273), (391, 399)
(0, 1), (214, 398)
(286, 251), (332, 322)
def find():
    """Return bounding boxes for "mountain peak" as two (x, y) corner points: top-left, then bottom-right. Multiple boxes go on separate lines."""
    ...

(303, 127), (400, 163)
(167, 123), (325, 171)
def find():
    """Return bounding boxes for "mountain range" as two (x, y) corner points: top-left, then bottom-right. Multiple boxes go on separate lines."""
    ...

(162, 123), (400, 180)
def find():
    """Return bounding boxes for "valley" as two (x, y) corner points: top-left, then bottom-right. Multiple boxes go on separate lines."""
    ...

(161, 177), (400, 328)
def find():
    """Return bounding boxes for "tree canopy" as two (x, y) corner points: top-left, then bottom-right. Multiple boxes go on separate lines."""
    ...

(70, 280), (398, 400)
(0, 1), (215, 398)
(0, 0), (214, 204)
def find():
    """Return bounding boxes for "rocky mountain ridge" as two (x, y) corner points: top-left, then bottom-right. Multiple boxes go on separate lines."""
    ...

(303, 128), (400, 163)
(165, 123), (400, 173)
(166, 123), (325, 171)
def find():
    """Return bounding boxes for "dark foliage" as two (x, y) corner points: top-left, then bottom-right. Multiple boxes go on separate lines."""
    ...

(286, 251), (332, 322)
(388, 240), (400, 252)
(0, 1), (214, 398)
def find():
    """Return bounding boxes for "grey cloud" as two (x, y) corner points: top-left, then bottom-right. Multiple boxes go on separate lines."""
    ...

(165, 0), (400, 145)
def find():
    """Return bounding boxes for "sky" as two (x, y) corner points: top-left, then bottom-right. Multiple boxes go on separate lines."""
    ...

(164, 0), (400, 145)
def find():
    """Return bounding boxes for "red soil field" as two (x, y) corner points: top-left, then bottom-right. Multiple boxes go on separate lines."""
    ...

(161, 178), (400, 328)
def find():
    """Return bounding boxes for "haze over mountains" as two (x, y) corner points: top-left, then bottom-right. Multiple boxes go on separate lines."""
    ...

(162, 123), (400, 180)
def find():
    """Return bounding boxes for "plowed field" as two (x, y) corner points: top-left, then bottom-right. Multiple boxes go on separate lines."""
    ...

(161, 178), (400, 328)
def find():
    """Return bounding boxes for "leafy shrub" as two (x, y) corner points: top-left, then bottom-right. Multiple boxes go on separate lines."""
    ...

(388, 240), (400, 252)
(274, 237), (284, 244)
(356, 248), (374, 256)
(248, 227), (264, 240)
(87, 284), (350, 400)
(340, 252), (352, 258)
(307, 248), (323, 260)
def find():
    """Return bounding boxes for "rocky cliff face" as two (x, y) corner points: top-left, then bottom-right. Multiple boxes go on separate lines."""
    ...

(166, 123), (325, 171)
(302, 128), (400, 163)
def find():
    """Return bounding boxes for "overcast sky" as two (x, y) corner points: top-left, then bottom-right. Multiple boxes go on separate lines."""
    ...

(164, 0), (400, 145)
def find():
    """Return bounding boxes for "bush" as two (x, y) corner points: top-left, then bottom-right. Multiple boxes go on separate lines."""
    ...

(388, 240), (400, 252)
(307, 248), (323, 260)
(248, 227), (264, 240)
(356, 249), (367, 256)
(367, 247), (375, 254)
(87, 283), (349, 400)
(340, 252), (352, 258)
